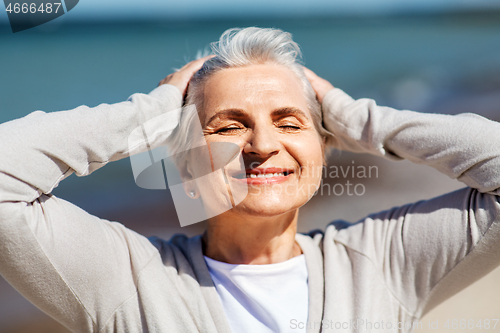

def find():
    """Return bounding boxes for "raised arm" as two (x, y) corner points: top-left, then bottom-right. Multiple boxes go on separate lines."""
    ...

(0, 57), (209, 331)
(305, 67), (500, 318)
(304, 66), (500, 193)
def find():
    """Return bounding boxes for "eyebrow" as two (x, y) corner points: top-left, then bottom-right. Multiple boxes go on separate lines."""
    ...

(205, 107), (308, 126)
(205, 109), (246, 126)
(271, 107), (308, 119)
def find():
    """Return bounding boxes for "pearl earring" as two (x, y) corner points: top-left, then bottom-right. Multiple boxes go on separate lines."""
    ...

(189, 191), (196, 198)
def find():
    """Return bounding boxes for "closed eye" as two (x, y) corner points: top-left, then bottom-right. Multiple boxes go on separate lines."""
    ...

(216, 126), (244, 134)
(278, 124), (302, 133)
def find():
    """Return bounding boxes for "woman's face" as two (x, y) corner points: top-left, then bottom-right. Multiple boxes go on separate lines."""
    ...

(187, 63), (324, 218)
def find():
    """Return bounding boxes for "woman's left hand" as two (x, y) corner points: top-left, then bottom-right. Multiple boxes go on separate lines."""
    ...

(303, 66), (335, 104)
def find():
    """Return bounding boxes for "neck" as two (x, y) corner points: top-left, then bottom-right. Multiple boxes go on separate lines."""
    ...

(203, 209), (302, 265)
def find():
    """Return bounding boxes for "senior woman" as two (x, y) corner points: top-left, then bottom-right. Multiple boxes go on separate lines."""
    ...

(0, 27), (499, 333)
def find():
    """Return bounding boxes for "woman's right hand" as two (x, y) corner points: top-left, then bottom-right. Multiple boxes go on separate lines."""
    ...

(158, 55), (214, 98)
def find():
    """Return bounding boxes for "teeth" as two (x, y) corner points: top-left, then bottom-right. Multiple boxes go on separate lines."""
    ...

(246, 172), (285, 178)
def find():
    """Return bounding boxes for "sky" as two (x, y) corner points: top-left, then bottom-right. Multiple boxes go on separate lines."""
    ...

(70, 0), (500, 19)
(2, 0), (500, 23)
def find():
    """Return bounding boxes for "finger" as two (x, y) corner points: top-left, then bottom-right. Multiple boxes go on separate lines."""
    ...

(158, 55), (215, 89)
(172, 56), (215, 86)
(158, 73), (173, 87)
(176, 58), (203, 73)
(302, 66), (318, 82)
(302, 66), (335, 104)
(183, 55), (215, 74)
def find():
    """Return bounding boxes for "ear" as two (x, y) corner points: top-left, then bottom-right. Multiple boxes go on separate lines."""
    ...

(179, 159), (200, 199)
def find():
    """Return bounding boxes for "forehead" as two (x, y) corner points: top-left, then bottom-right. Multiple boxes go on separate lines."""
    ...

(202, 64), (309, 119)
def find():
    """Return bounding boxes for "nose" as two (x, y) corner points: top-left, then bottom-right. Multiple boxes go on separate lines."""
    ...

(243, 125), (281, 159)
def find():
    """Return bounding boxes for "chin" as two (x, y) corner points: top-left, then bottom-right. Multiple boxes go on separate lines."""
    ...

(234, 196), (305, 217)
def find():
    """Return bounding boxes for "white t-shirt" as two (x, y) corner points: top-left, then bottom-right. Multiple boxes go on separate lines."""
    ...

(204, 254), (309, 333)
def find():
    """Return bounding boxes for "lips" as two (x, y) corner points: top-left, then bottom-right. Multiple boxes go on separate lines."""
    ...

(230, 167), (294, 185)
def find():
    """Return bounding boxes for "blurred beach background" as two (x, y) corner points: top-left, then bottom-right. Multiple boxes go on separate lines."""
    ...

(1, 0), (500, 331)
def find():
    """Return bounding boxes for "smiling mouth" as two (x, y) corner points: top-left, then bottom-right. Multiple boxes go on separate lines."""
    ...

(229, 169), (294, 183)
(232, 171), (292, 179)
(244, 171), (291, 178)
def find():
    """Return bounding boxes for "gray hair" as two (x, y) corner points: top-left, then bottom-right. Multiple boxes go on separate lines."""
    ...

(167, 27), (333, 167)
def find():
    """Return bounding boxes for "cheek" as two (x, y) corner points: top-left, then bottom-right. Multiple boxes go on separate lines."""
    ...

(288, 135), (324, 174)
(196, 171), (234, 213)
(187, 140), (248, 214)
(285, 134), (325, 200)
